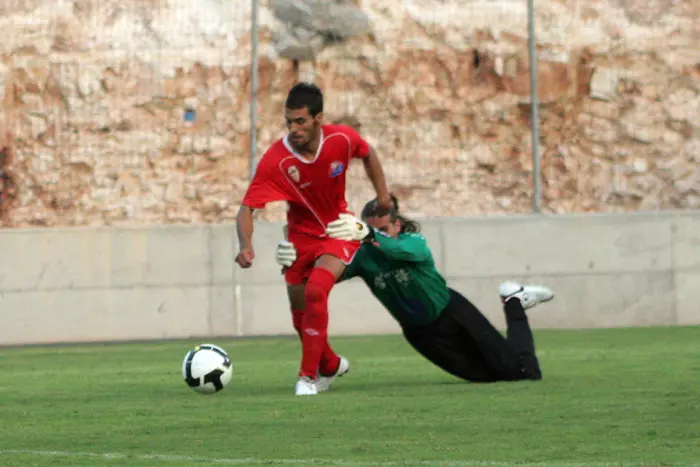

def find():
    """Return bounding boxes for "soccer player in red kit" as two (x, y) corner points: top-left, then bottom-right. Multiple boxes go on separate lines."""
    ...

(235, 82), (392, 396)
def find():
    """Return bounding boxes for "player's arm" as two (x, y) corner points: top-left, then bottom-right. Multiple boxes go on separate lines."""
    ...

(236, 158), (292, 268)
(361, 145), (392, 211)
(235, 204), (256, 267)
(369, 231), (431, 263)
(345, 125), (392, 210)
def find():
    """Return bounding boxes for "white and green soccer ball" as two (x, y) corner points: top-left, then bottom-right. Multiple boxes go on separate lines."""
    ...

(182, 343), (233, 394)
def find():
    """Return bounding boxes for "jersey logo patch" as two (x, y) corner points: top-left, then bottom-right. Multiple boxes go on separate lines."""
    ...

(329, 161), (344, 178)
(287, 165), (300, 183)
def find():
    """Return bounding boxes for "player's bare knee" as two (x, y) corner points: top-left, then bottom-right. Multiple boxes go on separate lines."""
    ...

(314, 254), (346, 280)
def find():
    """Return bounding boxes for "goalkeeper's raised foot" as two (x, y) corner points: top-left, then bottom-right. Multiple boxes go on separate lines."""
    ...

(499, 281), (554, 310)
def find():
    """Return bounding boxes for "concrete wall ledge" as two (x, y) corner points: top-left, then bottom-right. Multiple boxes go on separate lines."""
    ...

(2, 210), (698, 345)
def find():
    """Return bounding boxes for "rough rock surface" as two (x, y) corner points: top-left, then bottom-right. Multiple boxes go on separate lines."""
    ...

(0, 0), (698, 226)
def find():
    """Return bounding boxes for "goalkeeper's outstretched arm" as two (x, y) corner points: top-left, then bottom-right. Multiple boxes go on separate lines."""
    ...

(370, 230), (431, 263)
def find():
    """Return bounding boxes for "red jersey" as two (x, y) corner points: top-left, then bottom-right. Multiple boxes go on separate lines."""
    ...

(241, 124), (370, 237)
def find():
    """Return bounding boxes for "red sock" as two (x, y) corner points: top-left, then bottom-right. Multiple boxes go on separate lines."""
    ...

(292, 308), (339, 376)
(318, 342), (340, 376)
(299, 267), (337, 379)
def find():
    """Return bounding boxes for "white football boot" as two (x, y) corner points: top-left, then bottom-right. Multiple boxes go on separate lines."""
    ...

(294, 376), (318, 396)
(316, 356), (349, 393)
(499, 281), (554, 310)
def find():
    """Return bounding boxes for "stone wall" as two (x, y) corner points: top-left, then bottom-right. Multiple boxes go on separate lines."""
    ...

(0, 0), (698, 227)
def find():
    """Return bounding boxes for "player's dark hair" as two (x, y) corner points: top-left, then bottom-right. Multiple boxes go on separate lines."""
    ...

(361, 194), (421, 234)
(285, 82), (323, 116)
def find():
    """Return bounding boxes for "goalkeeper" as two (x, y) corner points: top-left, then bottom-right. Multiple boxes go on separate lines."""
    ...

(275, 197), (554, 383)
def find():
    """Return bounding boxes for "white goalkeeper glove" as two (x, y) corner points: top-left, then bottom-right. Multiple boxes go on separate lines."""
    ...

(275, 240), (297, 267)
(325, 214), (373, 241)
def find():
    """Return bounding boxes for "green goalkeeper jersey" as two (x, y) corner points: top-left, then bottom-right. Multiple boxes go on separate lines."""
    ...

(341, 230), (451, 329)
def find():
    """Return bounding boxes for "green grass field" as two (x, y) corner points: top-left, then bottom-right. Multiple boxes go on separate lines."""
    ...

(1, 326), (699, 467)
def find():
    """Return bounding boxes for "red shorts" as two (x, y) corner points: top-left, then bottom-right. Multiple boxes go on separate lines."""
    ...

(284, 233), (360, 286)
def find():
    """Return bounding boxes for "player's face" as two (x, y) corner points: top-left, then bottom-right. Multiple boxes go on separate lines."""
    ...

(365, 215), (401, 239)
(285, 107), (322, 151)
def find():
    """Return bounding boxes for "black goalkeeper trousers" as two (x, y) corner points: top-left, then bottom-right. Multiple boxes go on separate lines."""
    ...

(402, 289), (542, 383)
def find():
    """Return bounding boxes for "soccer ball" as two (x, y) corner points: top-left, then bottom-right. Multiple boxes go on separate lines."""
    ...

(182, 343), (233, 394)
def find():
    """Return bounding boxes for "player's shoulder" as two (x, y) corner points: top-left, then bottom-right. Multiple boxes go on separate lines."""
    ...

(322, 124), (361, 138)
(251, 139), (290, 178)
(261, 138), (288, 159)
(257, 139), (288, 167)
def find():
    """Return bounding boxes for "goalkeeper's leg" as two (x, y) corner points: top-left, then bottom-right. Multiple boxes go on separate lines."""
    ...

(497, 281), (554, 380)
(445, 288), (539, 381)
(448, 284), (552, 381)
(402, 308), (497, 383)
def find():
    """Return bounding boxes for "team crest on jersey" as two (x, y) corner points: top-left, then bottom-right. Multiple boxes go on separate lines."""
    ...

(329, 161), (344, 178)
(287, 165), (300, 183)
